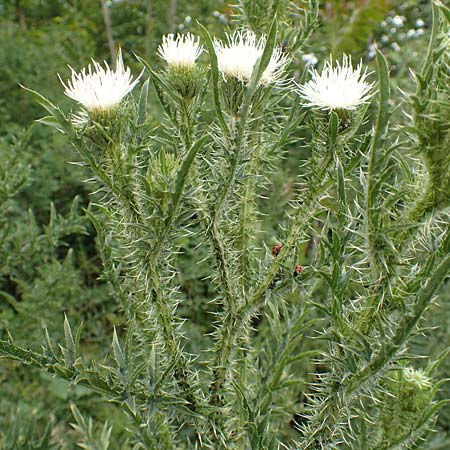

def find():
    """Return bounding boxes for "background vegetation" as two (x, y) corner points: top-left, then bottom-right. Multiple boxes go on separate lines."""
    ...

(1, 0), (448, 448)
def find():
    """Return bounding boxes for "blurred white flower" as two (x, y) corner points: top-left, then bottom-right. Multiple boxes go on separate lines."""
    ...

(297, 55), (373, 111)
(302, 53), (318, 67)
(416, 18), (425, 27)
(367, 44), (376, 59)
(60, 49), (140, 114)
(392, 15), (405, 27)
(158, 33), (203, 70)
(214, 30), (288, 85)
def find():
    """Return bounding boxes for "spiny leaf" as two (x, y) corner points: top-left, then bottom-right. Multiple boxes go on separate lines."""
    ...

(198, 23), (228, 135)
(137, 77), (150, 127)
(63, 314), (75, 368)
(112, 327), (127, 372)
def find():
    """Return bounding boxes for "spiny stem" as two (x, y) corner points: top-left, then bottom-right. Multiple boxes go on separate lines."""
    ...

(147, 263), (197, 410)
(208, 155), (333, 411)
(237, 149), (257, 287)
(0, 339), (134, 399)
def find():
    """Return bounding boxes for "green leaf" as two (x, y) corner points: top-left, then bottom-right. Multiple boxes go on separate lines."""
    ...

(74, 321), (84, 359)
(43, 326), (59, 361)
(336, 158), (346, 207)
(247, 17), (278, 97)
(287, 350), (320, 365)
(420, 1), (442, 79)
(328, 111), (339, 149)
(198, 23), (228, 135)
(427, 347), (450, 376)
(63, 314), (75, 368)
(137, 77), (150, 127)
(112, 327), (127, 372)
(21, 85), (69, 133)
(136, 56), (176, 122)
(373, 48), (391, 152)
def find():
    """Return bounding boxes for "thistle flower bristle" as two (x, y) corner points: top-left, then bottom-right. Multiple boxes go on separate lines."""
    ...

(213, 30), (288, 86)
(60, 49), (141, 114)
(297, 54), (374, 111)
(157, 33), (203, 70)
(403, 367), (432, 389)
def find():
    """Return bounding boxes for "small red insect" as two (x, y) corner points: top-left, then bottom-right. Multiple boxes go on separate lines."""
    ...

(272, 243), (283, 257)
(294, 264), (304, 276)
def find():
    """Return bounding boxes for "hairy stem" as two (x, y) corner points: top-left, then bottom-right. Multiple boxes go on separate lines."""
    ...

(208, 154), (332, 410)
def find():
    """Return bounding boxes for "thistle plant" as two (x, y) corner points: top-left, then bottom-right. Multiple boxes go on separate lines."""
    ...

(1, 1), (450, 449)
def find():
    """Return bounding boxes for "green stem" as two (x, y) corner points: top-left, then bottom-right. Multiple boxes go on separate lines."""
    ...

(0, 339), (137, 400)
(146, 264), (197, 411)
(211, 14), (276, 228)
(180, 97), (193, 152)
(212, 97), (250, 225)
(209, 221), (239, 310)
(207, 91), (256, 314)
(237, 148), (257, 287)
(206, 25), (281, 422)
(397, 172), (440, 243)
(247, 153), (332, 311)
(208, 154), (332, 409)
(96, 138), (203, 411)
(178, 98), (238, 319)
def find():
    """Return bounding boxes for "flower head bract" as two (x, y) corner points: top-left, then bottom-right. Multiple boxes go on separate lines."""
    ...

(60, 49), (141, 114)
(403, 367), (432, 390)
(297, 55), (373, 111)
(214, 30), (288, 86)
(158, 33), (203, 70)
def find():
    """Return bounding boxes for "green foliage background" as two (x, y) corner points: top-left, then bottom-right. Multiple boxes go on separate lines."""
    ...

(0, 0), (448, 448)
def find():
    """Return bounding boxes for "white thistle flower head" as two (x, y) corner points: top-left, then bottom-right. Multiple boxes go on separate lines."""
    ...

(297, 55), (373, 111)
(60, 49), (141, 114)
(158, 33), (203, 71)
(403, 367), (432, 390)
(214, 30), (288, 86)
